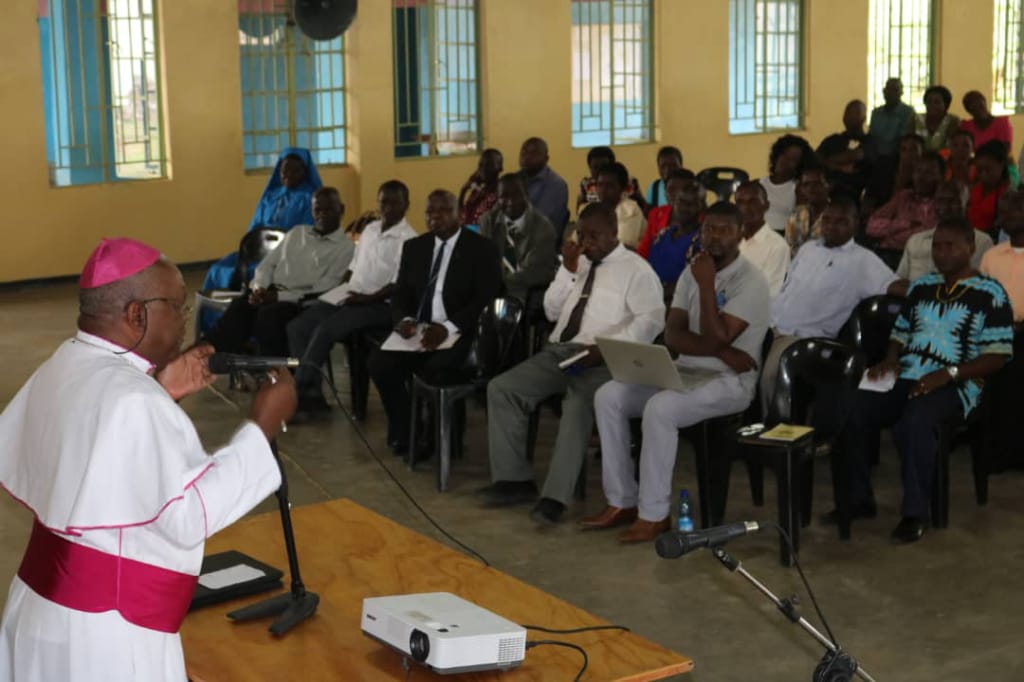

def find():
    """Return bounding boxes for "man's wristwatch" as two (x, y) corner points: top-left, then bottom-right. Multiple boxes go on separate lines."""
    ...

(947, 365), (960, 381)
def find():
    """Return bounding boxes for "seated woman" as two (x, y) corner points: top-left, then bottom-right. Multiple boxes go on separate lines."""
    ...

(758, 134), (815, 232)
(636, 168), (697, 257)
(457, 148), (503, 230)
(783, 165), (830, 256)
(967, 140), (1012, 236)
(203, 147), (323, 292)
(577, 145), (647, 216)
(644, 145), (683, 208)
(914, 85), (960, 152)
(961, 90), (1013, 151)
(644, 177), (703, 304)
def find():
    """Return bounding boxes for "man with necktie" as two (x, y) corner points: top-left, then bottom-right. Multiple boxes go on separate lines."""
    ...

(368, 189), (501, 455)
(480, 202), (665, 525)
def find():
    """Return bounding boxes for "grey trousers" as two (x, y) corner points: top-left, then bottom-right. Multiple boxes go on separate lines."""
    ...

(759, 333), (801, 418)
(487, 345), (612, 505)
(594, 375), (752, 521)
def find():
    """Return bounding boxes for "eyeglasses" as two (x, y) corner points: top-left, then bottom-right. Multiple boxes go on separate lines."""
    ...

(138, 297), (193, 316)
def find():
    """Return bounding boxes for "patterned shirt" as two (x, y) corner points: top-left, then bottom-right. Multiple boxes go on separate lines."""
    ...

(892, 273), (1014, 414)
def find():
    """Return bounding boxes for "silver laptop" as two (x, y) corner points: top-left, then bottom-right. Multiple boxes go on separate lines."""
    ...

(595, 337), (685, 391)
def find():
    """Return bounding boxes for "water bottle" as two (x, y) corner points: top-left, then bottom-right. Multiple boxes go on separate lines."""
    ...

(677, 489), (695, 533)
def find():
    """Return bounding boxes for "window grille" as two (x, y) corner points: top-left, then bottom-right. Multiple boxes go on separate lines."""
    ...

(867, 0), (935, 113)
(993, 0), (1024, 114)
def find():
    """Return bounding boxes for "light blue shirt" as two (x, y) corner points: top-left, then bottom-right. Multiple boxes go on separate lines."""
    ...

(771, 239), (898, 338)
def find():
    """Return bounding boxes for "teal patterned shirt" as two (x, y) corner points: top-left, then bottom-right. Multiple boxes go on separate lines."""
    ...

(892, 273), (1014, 414)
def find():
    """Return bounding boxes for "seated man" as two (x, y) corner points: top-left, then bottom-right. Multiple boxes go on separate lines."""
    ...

(636, 169), (699, 258)
(816, 99), (877, 204)
(866, 152), (944, 256)
(478, 173), (558, 303)
(645, 145), (684, 208)
(583, 202), (770, 543)
(763, 196), (905, 415)
(205, 187), (354, 356)
(597, 162), (647, 250)
(519, 137), (570, 235)
(368, 190), (501, 454)
(898, 180), (993, 281)
(639, 176), (703, 304)
(286, 180), (417, 415)
(734, 180), (790, 297)
(481, 203), (664, 524)
(837, 217), (1013, 543)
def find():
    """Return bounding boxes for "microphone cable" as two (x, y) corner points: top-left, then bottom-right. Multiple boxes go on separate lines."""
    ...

(765, 520), (837, 647)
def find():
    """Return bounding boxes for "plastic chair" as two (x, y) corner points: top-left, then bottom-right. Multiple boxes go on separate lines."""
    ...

(236, 229), (286, 288)
(193, 290), (242, 344)
(407, 298), (524, 491)
(696, 167), (750, 203)
(839, 295), (905, 367)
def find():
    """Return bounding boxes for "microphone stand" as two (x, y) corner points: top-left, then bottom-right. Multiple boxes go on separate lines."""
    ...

(710, 547), (876, 682)
(227, 439), (319, 635)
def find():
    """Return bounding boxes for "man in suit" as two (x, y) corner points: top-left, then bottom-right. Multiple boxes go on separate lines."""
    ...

(478, 173), (558, 303)
(368, 189), (502, 455)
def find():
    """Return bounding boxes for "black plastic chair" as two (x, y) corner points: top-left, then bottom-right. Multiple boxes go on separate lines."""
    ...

(696, 167), (750, 203)
(738, 339), (864, 564)
(407, 298), (524, 491)
(236, 228), (286, 288)
(324, 328), (388, 422)
(839, 295), (905, 367)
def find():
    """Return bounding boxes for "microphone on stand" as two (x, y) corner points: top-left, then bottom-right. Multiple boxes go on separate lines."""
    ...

(655, 521), (763, 559)
(208, 353), (300, 374)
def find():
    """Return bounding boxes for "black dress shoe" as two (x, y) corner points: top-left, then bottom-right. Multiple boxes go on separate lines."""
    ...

(820, 501), (878, 526)
(477, 481), (539, 507)
(891, 517), (926, 544)
(530, 498), (566, 525)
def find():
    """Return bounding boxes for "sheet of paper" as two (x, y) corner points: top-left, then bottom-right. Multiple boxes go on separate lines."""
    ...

(318, 283), (352, 306)
(858, 370), (897, 393)
(198, 564), (266, 590)
(380, 329), (460, 352)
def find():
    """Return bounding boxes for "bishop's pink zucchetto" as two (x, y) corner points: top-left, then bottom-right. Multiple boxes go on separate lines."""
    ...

(79, 238), (163, 289)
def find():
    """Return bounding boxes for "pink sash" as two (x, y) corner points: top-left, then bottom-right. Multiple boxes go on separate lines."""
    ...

(17, 520), (198, 634)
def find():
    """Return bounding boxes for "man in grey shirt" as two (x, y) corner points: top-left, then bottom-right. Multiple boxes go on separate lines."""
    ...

(582, 202), (770, 543)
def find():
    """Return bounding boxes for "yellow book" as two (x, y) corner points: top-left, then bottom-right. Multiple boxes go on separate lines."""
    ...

(758, 423), (814, 442)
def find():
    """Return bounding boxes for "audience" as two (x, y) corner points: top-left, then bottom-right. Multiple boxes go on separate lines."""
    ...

(762, 196), (904, 415)
(203, 148), (322, 291)
(967, 140), (1011, 234)
(480, 203), (664, 525)
(637, 169), (698, 258)
(598, 162), (647, 249)
(286, 181), (417, 417)
(836, 217), (1013, 544)
(866, 133), (925, 218)
(205, 187), (353, 356)
(981, 189), (1024, 320)
(759, 135), (815, 233)
(944, 129), (976, 188)
(519, 137), (570, 235)
(784, 166), (831, 255)
(961, 90), (1013, 151)
(577, 146), (616, 211)
(457, 148), (503, 230)
(866, 152), (944, 256)
(868, 78), (915, 158)
(646, 146), (684, 208)
(478, 173), (559, 303)
(643, 178), (704, 303)
(817, 99), (875, 203)
(734, 181), (791, 297)
(898, 180), (993, 281)
(368, 189), (501, 455)
(914, 85), (960, 152)
(583, 202), (770, 543)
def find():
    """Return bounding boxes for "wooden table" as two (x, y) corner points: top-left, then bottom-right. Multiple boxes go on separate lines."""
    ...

(182, 499), (693, 681)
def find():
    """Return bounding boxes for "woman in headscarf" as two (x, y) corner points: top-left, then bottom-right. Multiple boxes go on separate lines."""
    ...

(202, 148), (323, 291)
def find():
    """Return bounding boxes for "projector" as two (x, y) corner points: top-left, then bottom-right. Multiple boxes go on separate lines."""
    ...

(361, 592), (526, 674)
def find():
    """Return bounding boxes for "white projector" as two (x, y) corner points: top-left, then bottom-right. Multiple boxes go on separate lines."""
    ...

(361, 592), (527, 674)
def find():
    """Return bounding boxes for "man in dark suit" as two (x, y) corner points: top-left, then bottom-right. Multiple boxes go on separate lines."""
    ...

(478, 173), (558, 303)
(368, 189), (502, 454)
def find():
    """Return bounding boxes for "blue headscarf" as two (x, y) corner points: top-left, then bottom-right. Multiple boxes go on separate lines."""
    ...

(248, 147), (324, 232)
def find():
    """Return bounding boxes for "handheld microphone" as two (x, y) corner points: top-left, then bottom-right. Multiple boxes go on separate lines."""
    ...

(208, 353), (300, 374)
(655, 521), (763, 559)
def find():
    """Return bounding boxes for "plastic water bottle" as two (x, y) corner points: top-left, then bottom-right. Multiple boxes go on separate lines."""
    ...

(677, 489), (695, 532)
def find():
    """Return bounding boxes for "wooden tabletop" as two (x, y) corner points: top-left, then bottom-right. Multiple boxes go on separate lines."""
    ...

(182, 498), (693, 681)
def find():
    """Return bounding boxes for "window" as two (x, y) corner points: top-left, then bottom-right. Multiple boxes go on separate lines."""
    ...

(867, 0), (934, 113)
(728, 0), (803, 135)
(392, 0), (480, 158)
(570, 0), (654, 148)
(238, 0), (347, 170)
(38, 0), (166, 187)
(993, 0), (1024, 114)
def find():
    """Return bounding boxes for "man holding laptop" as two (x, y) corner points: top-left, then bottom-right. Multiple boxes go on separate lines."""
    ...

(582, 201), (771, 543)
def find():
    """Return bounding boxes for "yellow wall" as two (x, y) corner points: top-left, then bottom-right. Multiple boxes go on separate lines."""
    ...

(0, 0), (1019, 283)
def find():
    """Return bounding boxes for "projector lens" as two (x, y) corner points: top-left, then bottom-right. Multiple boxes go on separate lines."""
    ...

(409, 629), (430, 662)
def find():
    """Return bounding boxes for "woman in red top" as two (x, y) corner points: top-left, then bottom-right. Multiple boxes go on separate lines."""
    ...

(967, 140), (1010, 236)
(961, 91), (1013, 150)
(458, 148), (503, 228)
(636, 169), (699, 258)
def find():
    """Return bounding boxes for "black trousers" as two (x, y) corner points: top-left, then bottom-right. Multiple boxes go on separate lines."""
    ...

(839, 379), (962, 519)
(368, 335), (474, 446)
(205, 297), (301, 356)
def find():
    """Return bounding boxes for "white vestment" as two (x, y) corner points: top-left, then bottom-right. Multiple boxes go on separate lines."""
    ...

(0, 331), (281, 682)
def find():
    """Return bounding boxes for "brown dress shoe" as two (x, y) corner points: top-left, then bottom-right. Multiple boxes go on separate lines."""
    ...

(618, 517), (671, 544)
(578, 506), (638, 530)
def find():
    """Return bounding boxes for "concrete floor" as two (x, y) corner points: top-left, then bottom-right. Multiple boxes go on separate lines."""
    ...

(2, 271), (1024, 681)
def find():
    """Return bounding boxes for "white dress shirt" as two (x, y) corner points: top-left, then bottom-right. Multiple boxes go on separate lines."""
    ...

(738, 224), (791, 297)
(615, 197), (647, 249)
(252, 225), (355, 302)
(347, 218), (417, 294)
(772, 238), (898, 338)
(544, 243), (665, 345)
(430, 229), (462, 335)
